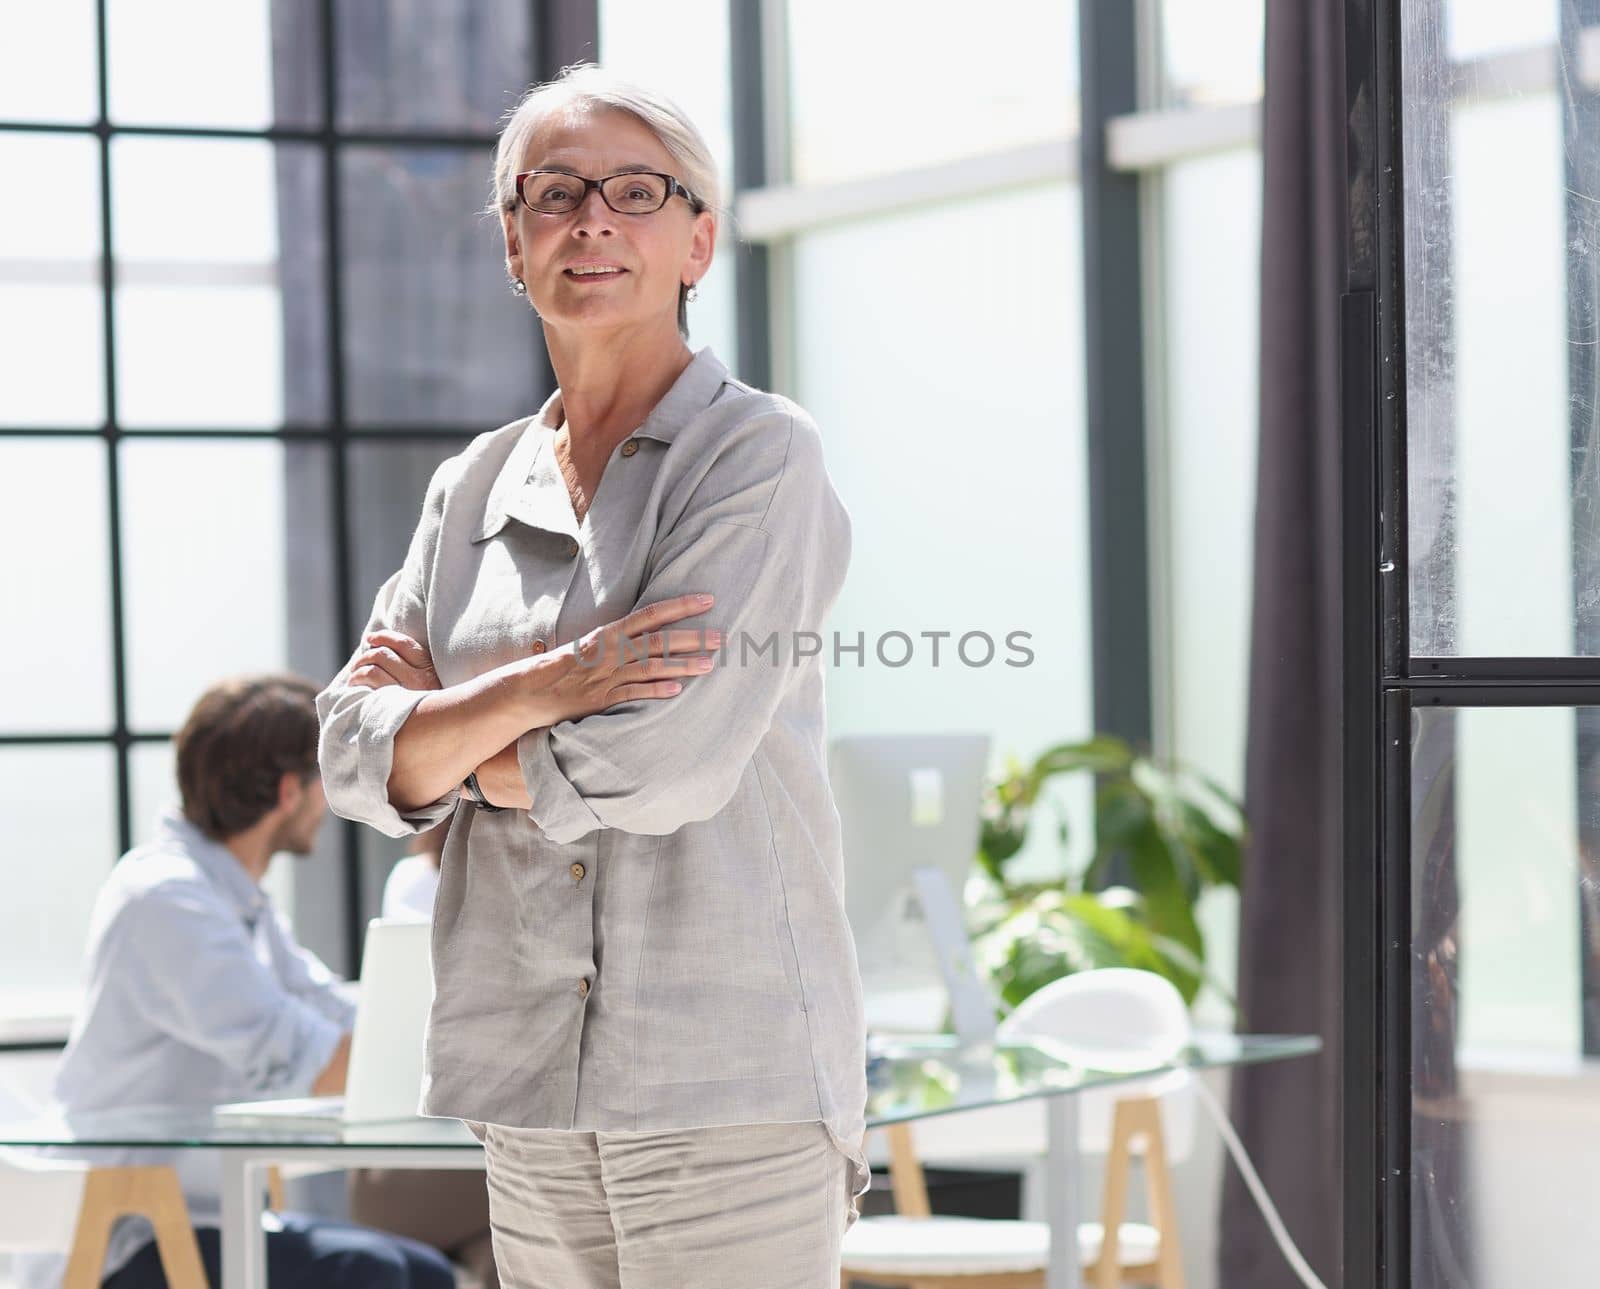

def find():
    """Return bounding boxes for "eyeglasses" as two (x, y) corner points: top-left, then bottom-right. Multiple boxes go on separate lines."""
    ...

(512, 169), (706, 217)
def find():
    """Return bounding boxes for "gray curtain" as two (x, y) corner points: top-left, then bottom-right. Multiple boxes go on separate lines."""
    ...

(1217, 0), (1346, 1283)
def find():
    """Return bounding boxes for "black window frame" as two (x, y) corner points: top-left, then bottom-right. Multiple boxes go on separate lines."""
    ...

(0, 1), (600, 993)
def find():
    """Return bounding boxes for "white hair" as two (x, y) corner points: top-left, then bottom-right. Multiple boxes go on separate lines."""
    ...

(484, 62), (723, 339)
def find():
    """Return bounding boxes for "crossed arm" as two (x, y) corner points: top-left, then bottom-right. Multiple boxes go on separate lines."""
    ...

(342, 597), (723, 811)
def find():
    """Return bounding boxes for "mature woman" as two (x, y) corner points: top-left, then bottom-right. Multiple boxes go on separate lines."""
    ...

(316, 64), (868, 1287)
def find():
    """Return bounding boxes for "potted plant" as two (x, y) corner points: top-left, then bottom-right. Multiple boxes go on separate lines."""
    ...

(965, 733), (1246, 1020)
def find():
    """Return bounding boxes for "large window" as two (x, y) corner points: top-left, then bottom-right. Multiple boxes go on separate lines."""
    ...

(0, 1), (542, 1025)
(763, 0), (1096, 888)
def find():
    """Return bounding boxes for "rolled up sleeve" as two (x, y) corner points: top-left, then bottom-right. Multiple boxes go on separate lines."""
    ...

(316, 460), (461, 839)
(131, 886), (346, 1097)
(517, 409), (852, 842)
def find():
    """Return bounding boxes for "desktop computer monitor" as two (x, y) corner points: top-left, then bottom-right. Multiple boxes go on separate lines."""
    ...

(828, 733), (998, 1040)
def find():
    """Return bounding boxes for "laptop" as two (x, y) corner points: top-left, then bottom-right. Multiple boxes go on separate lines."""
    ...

(214, 919), (434, 1128)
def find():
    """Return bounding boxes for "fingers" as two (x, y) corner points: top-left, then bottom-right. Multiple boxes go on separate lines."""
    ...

(608, 680), (688, 703)
(349, 663), (395, 690)
(364, 629), (433, 669)
(612, 593), (715, 640)
(632, 626), (723, 657)
(349, 642), (440, 691)
(614, 653), (718, 683)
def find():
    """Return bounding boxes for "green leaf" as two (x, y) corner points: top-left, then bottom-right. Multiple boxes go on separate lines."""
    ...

(1031, 735), (1134, 779)
(1175, 800), (1243, 888)
(1126, 833), (1203, 960)
(1094, 778), (1150, 850)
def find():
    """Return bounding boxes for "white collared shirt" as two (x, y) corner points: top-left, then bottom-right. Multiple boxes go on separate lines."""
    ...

(15, 810), (353, 1287)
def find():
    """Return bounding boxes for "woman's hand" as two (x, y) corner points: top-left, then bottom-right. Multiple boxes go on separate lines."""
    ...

(520, 593), (723, 729)
(348, 630), (441, 692)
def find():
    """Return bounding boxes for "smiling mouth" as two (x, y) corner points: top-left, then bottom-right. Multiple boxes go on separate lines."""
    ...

(564, 267), (627, 279)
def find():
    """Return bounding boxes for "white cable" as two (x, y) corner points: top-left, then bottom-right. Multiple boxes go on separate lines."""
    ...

(1191, 1076), (1330, 1289)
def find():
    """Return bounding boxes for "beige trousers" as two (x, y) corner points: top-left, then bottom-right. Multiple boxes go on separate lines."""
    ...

(463, 1118), (856, 1289)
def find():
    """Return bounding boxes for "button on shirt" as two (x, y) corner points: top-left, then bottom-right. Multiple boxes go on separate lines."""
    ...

(315, 344), (869, 1212)
(15, 810), (354, 1289)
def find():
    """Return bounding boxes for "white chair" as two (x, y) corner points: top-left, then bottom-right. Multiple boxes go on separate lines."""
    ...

(0, 1083), (206, 1289)
(842, 968), (1195, 1289)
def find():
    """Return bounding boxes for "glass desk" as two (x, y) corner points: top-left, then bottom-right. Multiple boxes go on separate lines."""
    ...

(0, 1031), (1318, 1289)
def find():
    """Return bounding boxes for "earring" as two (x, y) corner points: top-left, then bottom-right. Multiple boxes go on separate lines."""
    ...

(685, 282), (699, 303)
(509, 276), (527, 296)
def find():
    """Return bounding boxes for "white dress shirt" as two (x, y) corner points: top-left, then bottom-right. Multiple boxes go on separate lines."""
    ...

(15, 809), (353, 1288)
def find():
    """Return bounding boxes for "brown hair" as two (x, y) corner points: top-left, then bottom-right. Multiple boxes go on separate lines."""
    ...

(174, 674), (321, 839)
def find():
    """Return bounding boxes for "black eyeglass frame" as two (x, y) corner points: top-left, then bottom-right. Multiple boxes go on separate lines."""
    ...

(511, 169), (707, 216)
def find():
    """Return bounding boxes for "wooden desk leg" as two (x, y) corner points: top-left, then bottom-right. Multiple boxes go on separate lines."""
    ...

(62, 1167), (207, 1289)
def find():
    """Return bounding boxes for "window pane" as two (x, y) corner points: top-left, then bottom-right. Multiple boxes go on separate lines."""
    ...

(0, 135), (100, 260)
(1446, 0), (1556, 62)
(128, 739), (178, 842)
(0, 0), (98, 124)
(0, 134), (106, 426)
(1159, 0), (1264, 107)
(0, 746), (117, 1023)
(599, 0), (738, 369)
(335, 0), (532, 132)
(112, 138), (327, 429)
(347, 440), (465, 621)
(1160, 148), (1261, 796)
(121, 439), (287, 730)
(1410, 704), (1595, 1286)
(785, 0), (1078, 186)
(790, 184), (1094, 884)
(339, 147), (540, 427)
(0, 441), (113, 733)
(1401, 17), (1595, 655)
(106, 0), (321, 130)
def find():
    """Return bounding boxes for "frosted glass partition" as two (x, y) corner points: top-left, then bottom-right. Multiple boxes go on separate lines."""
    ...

(0, 747), (118, 1023)
(1444, 0), (1556, 61)
(1409, 704), (1595, 1287)
(1401, 14), (1591, 656)
(785, 0), (1079, 186)
(599, 0), (739, 371)
(791, 182), (1094, 883)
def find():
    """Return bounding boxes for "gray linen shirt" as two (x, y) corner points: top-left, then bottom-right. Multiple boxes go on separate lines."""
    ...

(315, 345), (870, 1211)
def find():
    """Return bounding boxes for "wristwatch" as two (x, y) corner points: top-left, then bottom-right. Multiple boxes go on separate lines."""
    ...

(462, 771), (504, 813)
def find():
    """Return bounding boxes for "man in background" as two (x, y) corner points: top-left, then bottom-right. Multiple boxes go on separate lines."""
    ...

(17, 675), (455, 1289)
(348, 819), (499, 1289)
